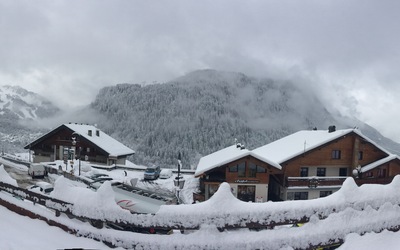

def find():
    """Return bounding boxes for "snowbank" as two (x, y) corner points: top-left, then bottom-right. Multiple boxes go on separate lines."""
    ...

(0, 164), (18, 186)
(51, 176), (130, 219)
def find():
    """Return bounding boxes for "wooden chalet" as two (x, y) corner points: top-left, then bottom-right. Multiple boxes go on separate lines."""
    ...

(194, 143), (282, 202)
(24, 123), (135, 166)
(195, 126), (400, 202)
(253, 126), (400, 200)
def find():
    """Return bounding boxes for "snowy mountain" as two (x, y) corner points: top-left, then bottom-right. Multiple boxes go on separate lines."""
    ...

(89, 70), (400, 168)
(3, 71), (400, 168)
(0, 85), (59, 119)
(0, 85), (59, 153)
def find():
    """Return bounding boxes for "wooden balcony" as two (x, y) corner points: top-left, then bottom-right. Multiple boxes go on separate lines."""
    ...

(287, 176), (348, 188)
(287, 176), (395, 188)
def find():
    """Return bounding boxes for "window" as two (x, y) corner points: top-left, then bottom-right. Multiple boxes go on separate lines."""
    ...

(86, 147), (91, 153)
(320, 191), (332, 198)
(378, 168), (386, 178)
(288, 191), (310, 200)
(339, 168), (347, 176)
(294, 192), (308, 200)
(358, 151), (363, 160)
(238, 162), (246, 177)
(237, 185), (256, 202)
(317, 168), (326, 177)
(300, 167), (309, 177)
(365, 172), (373, 178)
(256, 165), (266, 173)
(331, 150), (341, 159)
(229, 165), (238, 172)
(208, 184), (219, 198)
(248, 163), (257, 178)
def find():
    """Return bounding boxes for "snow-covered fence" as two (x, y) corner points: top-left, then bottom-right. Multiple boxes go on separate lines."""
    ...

(0, 181), (73, 213)
(2, 177), (400, 249)
(3, 176), (400, 231)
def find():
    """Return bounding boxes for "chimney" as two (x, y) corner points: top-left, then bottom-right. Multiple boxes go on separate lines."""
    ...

(328, 125), (336, 133)
(96, 130), (100, 137)
(88, 130), (92, 136)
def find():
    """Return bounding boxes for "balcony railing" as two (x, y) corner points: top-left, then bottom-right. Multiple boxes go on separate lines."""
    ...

(287, 176), (395, 188)
(287, 176), (348, 188)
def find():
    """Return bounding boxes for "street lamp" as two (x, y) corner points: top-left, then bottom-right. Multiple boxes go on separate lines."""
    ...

(72, 132), (82, 176)
(174, 152), (185, 204)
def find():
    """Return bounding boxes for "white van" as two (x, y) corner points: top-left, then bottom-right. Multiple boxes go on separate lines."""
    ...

(160, 169), (173, 179)
(28, 163), (47, 178)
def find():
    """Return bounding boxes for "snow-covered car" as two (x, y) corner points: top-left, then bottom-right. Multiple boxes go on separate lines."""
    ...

(159, 169), (173, 179)
(27, 181), (54, 194)
(144, 166), (161, 180)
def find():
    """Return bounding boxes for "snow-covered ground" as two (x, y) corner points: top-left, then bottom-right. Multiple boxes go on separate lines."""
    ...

(1, 155), (400, 249)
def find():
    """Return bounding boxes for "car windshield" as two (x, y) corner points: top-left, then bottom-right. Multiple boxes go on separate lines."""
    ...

(146, 169), (155, 173)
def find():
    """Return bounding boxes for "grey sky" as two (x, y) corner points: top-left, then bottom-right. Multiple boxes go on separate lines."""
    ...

(1, 0), (400, 141)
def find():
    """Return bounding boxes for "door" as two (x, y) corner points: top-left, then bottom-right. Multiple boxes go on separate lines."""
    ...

(237, 185), (256, 202)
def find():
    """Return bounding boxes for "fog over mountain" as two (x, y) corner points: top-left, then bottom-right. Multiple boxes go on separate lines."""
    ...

(88, 70), (400, 168)
(2, 70), (400, 168)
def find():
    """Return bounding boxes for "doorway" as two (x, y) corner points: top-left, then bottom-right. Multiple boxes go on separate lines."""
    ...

(237, 185), (255, 202)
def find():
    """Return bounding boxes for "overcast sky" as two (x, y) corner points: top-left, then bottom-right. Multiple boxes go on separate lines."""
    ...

(1, 0), (400, 141)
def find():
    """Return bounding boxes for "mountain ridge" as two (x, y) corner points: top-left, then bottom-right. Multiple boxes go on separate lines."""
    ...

(2, 70), (400, 169)
(89, 70), (400, 168)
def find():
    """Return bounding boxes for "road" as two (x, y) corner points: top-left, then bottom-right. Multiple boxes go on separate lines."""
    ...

(1, 158), (52, 188)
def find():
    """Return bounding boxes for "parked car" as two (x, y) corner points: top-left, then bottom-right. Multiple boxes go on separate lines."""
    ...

(27, 181), (54, 194)
(144, 166), (161, 180)
(159, 169), (173, 179)
(28, 163), (47, 178)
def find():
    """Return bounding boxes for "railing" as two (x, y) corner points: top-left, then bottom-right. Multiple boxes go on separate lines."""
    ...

(287, 176), (348, 187)
(287, 176), (395, 188)
(2, 179), (400, 249)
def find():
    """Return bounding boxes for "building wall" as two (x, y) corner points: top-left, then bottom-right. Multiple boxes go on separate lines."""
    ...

(33, 155), (50, 163)
(283, 133), (388, 179)
(285, 186), (341, 200)
(202, 156), (278, 202)
(361, 160), (400, 179)
(280, 133), (389, 201)
(30, 126), (112, 165)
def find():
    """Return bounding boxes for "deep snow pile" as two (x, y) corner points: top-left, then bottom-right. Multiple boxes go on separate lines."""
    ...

(51, 176), (131, 219)
(154, 177), (400, 228)
(2, 161), (400, 249)
(0, 164), (18, 186)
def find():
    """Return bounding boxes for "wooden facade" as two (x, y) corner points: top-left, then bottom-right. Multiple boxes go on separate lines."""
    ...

(277, 131), (397, 200)
(198, 155), (280, 202)
(197, 128), (400, 203)
(25, 124), (134, 166)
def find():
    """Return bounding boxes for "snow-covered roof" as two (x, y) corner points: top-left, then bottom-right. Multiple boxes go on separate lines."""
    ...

(195, 145), (251, 177)
(195, 128), (394, 177)
(252, 128), (390, 164)
(361, 154), (400, 173)
(64, 123), (135, 157)
(195, 144), (281, 177)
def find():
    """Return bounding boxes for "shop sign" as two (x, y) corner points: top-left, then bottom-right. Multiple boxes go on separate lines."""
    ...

(234, 179), (260, 183)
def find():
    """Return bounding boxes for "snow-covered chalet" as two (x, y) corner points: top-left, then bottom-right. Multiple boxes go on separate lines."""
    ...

(25, 123), (135, 166)
(195, 126), (400, 202)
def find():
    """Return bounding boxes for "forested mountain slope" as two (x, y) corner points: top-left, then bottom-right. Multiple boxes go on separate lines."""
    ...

(90, 69), (374, 168)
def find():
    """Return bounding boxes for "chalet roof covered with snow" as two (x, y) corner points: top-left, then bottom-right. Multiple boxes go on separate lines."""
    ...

(360, 154), (400, 173)
(196, 128), (393, 176)
(64, 123), (135, 157)
(25, 123), (135, 157)
(195, 144), (282, 177)
(252, 128), (390, 164)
